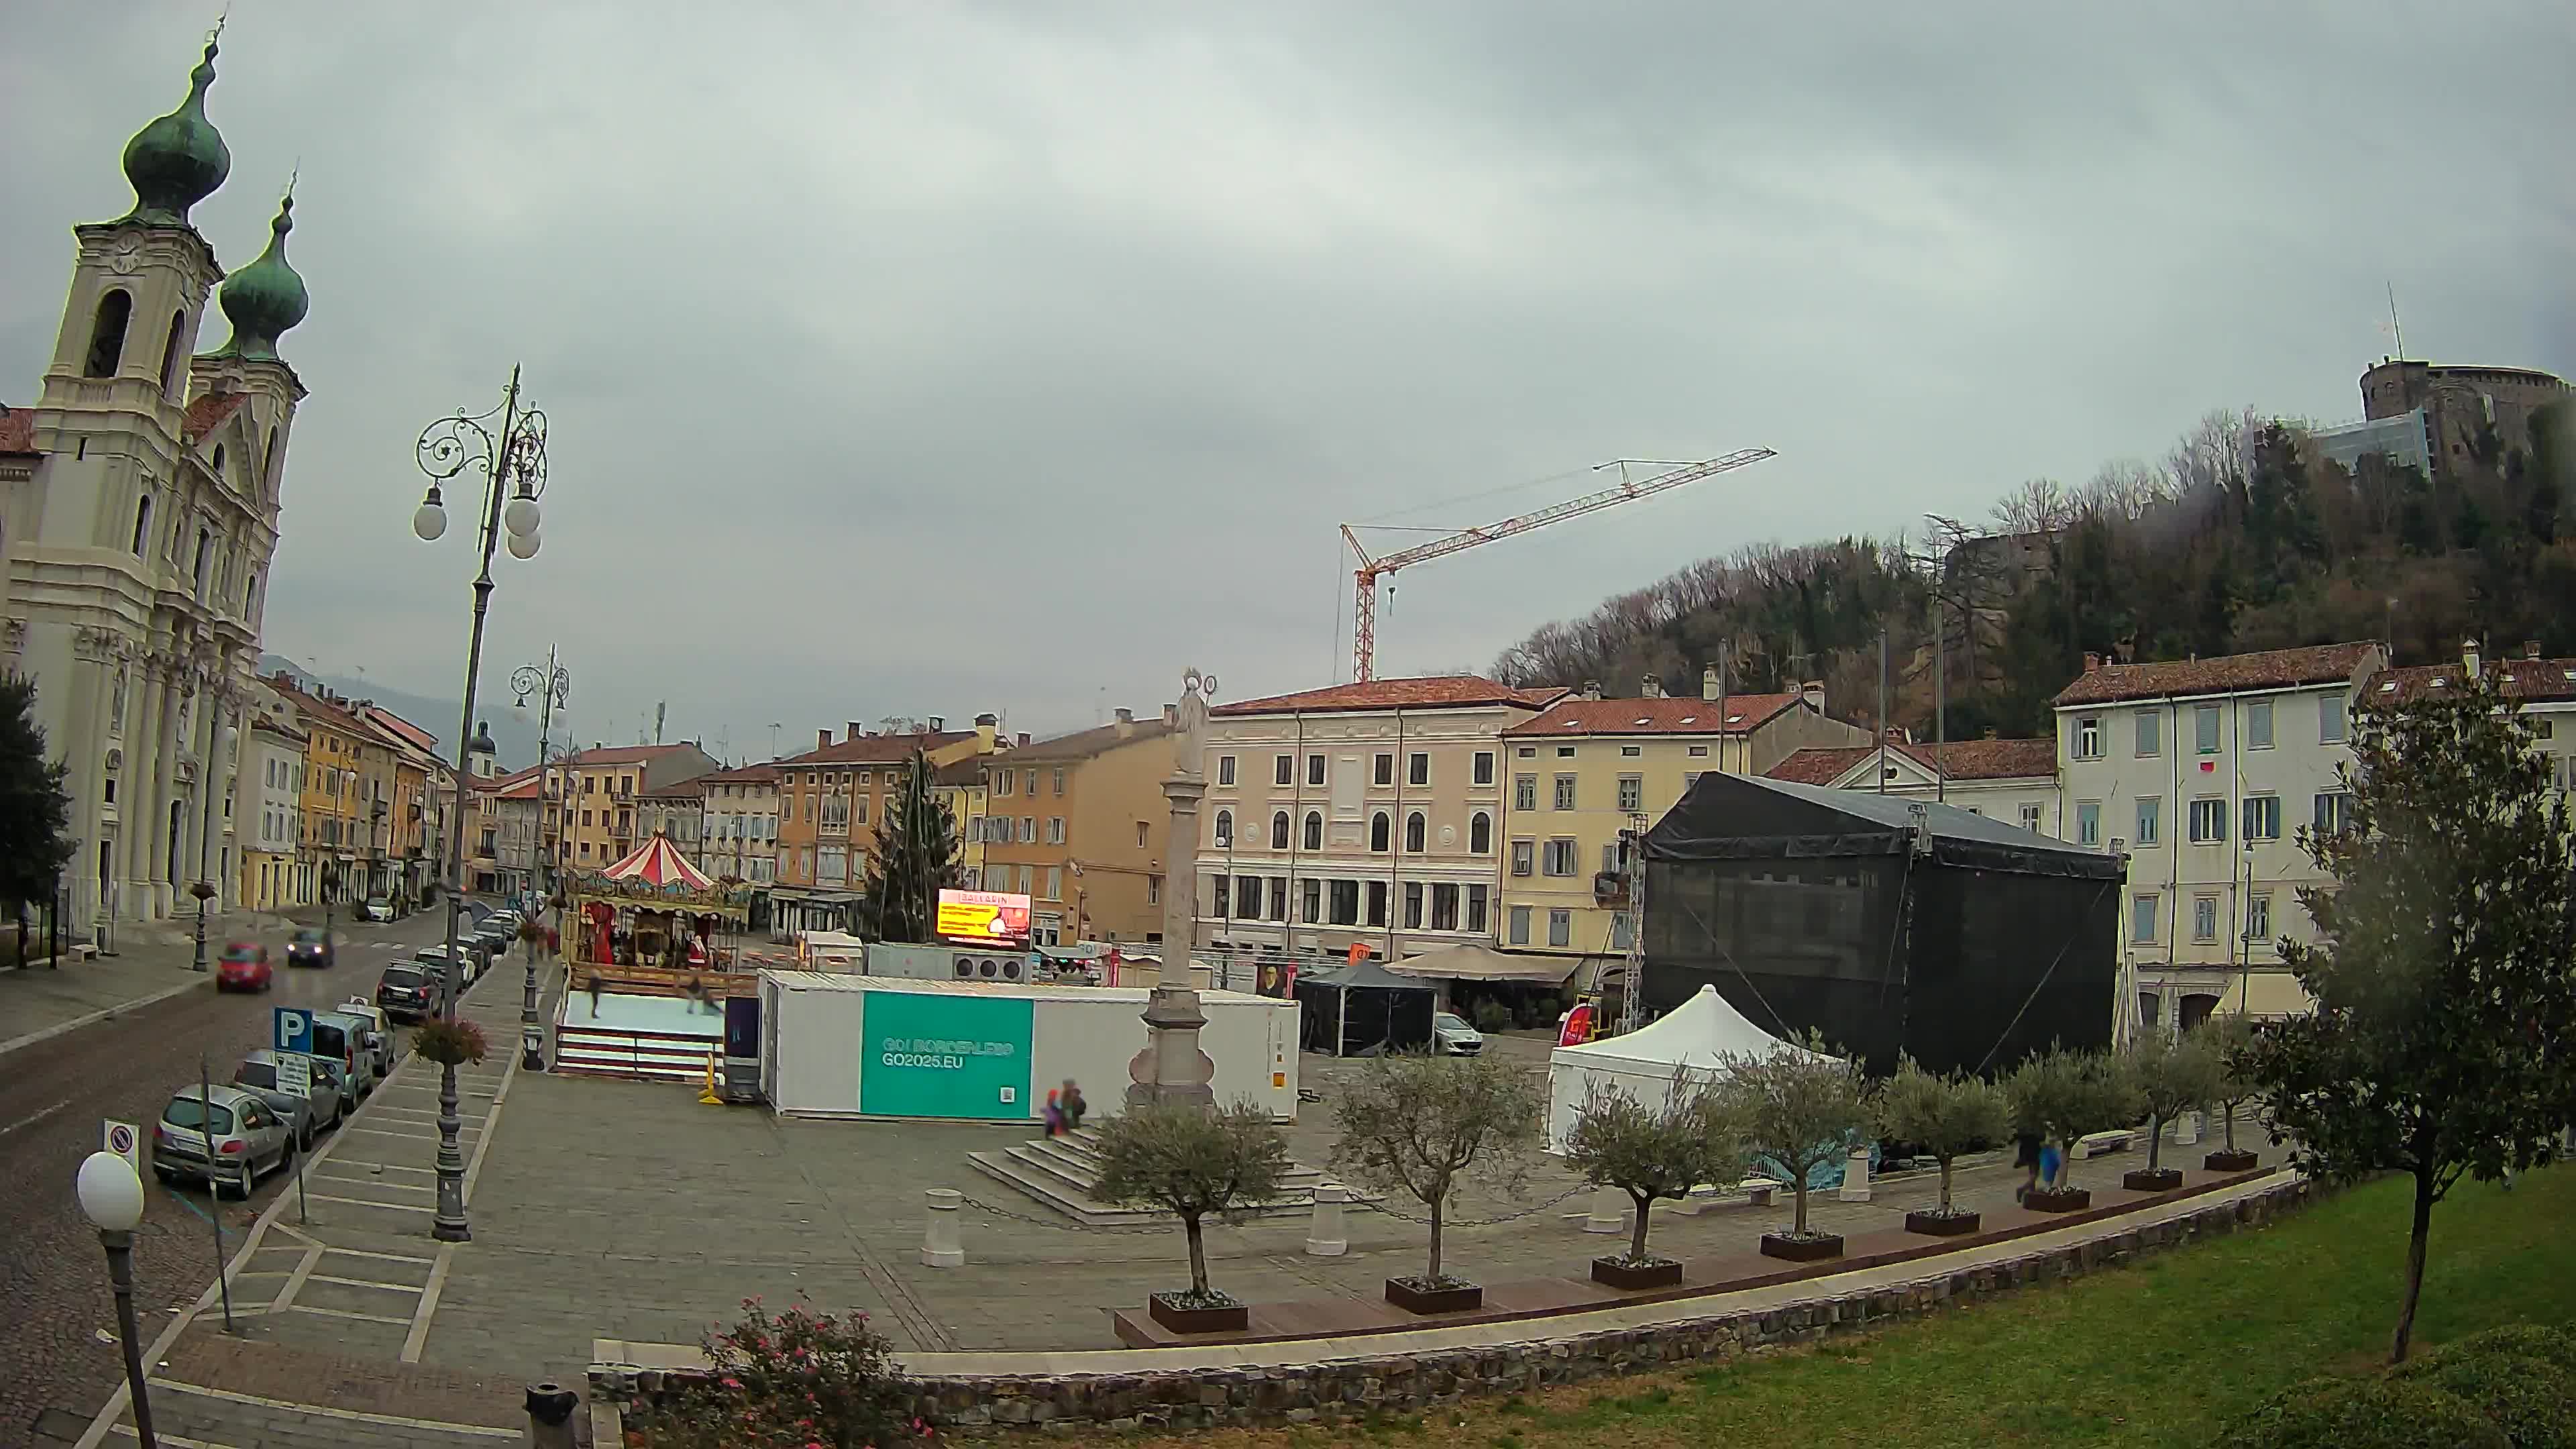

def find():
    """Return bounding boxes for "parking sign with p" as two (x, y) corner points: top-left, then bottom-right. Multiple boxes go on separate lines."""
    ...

(274, 1007), (313, 1055)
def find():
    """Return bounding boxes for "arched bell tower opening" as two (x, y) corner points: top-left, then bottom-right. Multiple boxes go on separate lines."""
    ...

(85, 289), (133, 378)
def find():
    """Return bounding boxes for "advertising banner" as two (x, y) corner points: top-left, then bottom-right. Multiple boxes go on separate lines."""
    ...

(935, 890), (1032, 944)
(859, 990), (1034, 1118)
(1558, 1002), (1597, 1047)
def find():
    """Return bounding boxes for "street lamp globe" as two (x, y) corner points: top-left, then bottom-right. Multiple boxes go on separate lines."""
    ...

(506, 529), (541, 561)
(413, 491), (449, 542)
(76, 1150), (144, 1232)
(503, 492), (541, 539)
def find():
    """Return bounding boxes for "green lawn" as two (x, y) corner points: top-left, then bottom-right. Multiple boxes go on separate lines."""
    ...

(1098, 1165), (2576, 1449)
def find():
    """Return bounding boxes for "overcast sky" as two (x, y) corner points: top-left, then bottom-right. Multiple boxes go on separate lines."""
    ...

(6, 2), (2569, 760)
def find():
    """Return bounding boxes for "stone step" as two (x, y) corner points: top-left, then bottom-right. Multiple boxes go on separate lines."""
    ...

(965, 1147), (1342, 1228)
(1006, 1132), (1325, 1197)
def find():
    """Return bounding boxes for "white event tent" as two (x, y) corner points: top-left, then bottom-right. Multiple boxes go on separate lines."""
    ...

(1544, 984), (1836, 1151)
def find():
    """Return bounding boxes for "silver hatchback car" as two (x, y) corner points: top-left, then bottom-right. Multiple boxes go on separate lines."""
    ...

(152, 1083), (295, 1198)
(233, 1049), (347, 1149)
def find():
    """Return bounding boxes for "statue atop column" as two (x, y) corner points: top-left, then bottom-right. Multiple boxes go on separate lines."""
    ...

(1128, 667), (1220, 1112)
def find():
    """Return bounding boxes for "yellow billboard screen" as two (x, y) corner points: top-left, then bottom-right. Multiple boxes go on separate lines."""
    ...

(936, 889), (1032, 944)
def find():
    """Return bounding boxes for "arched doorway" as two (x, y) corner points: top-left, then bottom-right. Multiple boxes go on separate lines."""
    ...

(2179, 992), (2221, 1032)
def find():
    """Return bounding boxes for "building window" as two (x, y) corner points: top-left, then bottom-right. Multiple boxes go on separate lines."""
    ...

(2321, 695), (2348, 744)
(1374, 753), (1394, 786)
(1548, 909), (1572, 947)
(2076, 800), (2100, 847)
(1017, 865), (1034, 895)
(1617, 775), (1642, 812)
(2074, 715), (2102, 760)
(1271, 811), (1290, 849)
(1517, 747), (1536, 759)
(1514, 775), (1537, 811)
(1611, 912), (1633, 950)
(1270, 877), (1288, 921)
(2131, 894), (2159, 944)
(2135, 710), (2161, 757)
(1366, 879), (1387, 927)
(1472, 751), (1495, 786)
(2314, 791), (2353, 835)
(1408, 752), (1429, 786)
(2193, 895), (2219, 943)
(1469, 811), (1492, 853)
(1542, 838), (1579, 876)
(1050, 769), (1065, 795)
(1303, 811), (1322, 851)
(1329, 879), (1360, 925)
(1556, 745), (1575, 758)
(2241, 794), (2281, 842)
(2245, 892), (2272, 947)
(1511, 840), (1534, 876)
(1301, 878), (1321, 922)
(2019, 802), (2043, 833)
(1466, 883), (1487, 934)
(1306, 754), (1326, 786)
(1047, 817), (1065, 845)
(1553, 774), (1577, 810)
(1214, 810), (1232, 847)
(85, 288), (132, 377)
(1020, 816), (1036, 843)
(1370, 812), (1391, 853)
(129, 495), (153, 555)
(2245, 701), (2274, 750)
(2189, 797), (2227, 843)
(1275, 754), (1293, 786)
(1403, 881), (1424, 928)
(1405, 812), (1426, 852)
(1509, 905), (1532, 945)
(996, 770), (1014, 797)
(1432, 883), (1460, 930)
(1217, 755), (1236, 786)
(2135, 796), (2161, 847)
(1138, 820), (1150, 847)
(1148, 875), (1161, 906)
(2195, 705), (2220, 755)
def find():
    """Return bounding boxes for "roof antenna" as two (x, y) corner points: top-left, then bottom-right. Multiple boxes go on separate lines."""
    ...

(2385, 281), (2404, 360)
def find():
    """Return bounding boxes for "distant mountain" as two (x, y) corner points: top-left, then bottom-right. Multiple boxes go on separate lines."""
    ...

(256, 654), (545, 769)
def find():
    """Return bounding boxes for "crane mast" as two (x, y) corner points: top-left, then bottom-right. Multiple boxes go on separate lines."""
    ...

(1342, 447), (1776, 681)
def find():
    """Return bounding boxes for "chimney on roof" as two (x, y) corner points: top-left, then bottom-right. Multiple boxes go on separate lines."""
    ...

(818, 728), (831, 751)
(928, 716), (945, 732)
(1580, 680), (1602, 701)
(1703, 665), (1720, 702)
(847, 720), (864, 740)
(975, 714), (998, 751)
(2463, 638), (2481, 678)
(1801, 680), (1826, 714)
(2526, 641), (2543, 660)
(1640, 672), (1664, 698)
(2083, 651), (2101, 674)
(1016, 732), (1031, 747)
(1114, 707), (1134, 738)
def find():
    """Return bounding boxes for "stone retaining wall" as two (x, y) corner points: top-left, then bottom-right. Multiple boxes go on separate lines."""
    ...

(596, 1177), (2314, 1437)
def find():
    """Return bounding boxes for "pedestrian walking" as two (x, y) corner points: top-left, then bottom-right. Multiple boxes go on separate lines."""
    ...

(2015, 1128), (2043, 1203)
(2037, 1137), (2065, 1195)
(1042, 1087), (1065, 1138)
(1060, 1079), (1087, 1132)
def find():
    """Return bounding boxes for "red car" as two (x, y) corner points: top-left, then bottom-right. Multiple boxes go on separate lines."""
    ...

(215, 941), (273, 992)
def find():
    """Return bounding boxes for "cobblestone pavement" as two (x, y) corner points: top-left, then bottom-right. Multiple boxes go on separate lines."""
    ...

(0, 905), (465, 1446)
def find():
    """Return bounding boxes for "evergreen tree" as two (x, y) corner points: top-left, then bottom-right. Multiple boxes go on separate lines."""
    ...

(0, 676), (76, 963)
(855, 751), (960, 943)
(2249, 668), (2576, 1364)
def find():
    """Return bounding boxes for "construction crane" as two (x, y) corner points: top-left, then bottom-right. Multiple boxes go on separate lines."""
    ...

(1340, 448), (1776, 681)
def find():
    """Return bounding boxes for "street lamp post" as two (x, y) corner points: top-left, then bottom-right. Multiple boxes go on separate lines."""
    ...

(512, 651), (570, 1073)
(411, 366), (550, 1243)
(77, 1150), (158, 1449)
(189, 879), (214, 971)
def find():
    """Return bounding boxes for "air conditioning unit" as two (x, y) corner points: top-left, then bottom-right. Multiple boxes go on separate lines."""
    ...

(953, 953), (1023, 983)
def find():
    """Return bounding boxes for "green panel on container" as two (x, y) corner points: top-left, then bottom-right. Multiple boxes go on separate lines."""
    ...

(859, 991), (1035, 1119)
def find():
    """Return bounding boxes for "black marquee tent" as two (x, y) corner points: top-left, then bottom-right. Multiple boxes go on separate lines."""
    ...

(1293, 958), (1439, 1057)
(1640, 772), (2123, 1077)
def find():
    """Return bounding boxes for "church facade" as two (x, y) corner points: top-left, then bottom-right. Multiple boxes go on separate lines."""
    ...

(0, 31), (311, 929)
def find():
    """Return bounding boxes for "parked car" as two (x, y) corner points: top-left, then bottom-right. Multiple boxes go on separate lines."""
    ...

(310, 1011), (380, 1099)
(1431, 1011), (1486, 1057)
(337, 998), (399, 1075)
(376, 962), (438, 1022)
(152, 1083), (294, 1198)
(232, 1049), (345, 1148)
(358, 896), (394, 922)
(214, 941), (272, 992)
(415, 943), (480, 989)
(284, 927), (334, 968)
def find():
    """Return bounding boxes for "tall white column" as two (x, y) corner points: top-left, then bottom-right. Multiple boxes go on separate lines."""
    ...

(1126, 669), (1218, 1113)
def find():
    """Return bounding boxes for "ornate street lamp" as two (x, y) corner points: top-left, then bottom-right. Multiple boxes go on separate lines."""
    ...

(188, 879), (216, 972)
(77, 1150), (158, 1448)
(511, 651), (571, 1073)
(411, 367), (550, 1242)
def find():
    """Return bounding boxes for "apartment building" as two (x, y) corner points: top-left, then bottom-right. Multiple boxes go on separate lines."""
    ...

(2053, 641), (2386, 1030)
(1766, 735), (2060, 835)
(1191, 675), (1564, 965)
(260, 676), (381, 906)
(978, 708), (1174, 947)
(238, 716), (307, 910)
(1496, 672), (1868, 974)
(699, 762), (782, 887)
(466, 765), (542, 898)
(2373, 641), (2576, 784)
(551, 742), (720, 875)
(358, 704), (443, 908)
(934, 759), (991, 891)
(637, 777), (708, 858)
(770, 720), (994, 934)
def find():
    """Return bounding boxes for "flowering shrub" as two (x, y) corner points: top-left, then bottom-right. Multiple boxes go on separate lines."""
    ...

(412, 1018), (488, 1067)
(630, 1295), (917, 1448)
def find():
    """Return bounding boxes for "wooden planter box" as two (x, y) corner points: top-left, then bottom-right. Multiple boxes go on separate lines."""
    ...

(1146, 1293), (1248, 1335)
(1905, 1208), (1981, 1236)
(2024, 1186), (2092, 1213)
(1759, 1232), (1844, 1263)
(1591, 1255), (1685, 1289)
(2204, 1148), (2259, 1173)
(2123, 1167), (2184, 1193)
(1383, 1277), (1483, 1314)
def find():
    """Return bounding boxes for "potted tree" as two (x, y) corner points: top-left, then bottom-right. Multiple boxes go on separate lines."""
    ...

(1332, 1051), (1544, 1313)
(2006, 1046), (2139, 1212)
(1092, 1101), (1292, 1334)
(2123, 1028), (2222, 1191)
(2200, 1014), (2263, 1172)
(1718, 1033), (1873, 1262)
(1562, 1068), (1744, 1288)
(1877, 1056), (2010, 1236)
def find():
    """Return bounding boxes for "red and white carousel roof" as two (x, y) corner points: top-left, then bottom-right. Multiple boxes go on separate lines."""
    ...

(597, 833), (714, 891)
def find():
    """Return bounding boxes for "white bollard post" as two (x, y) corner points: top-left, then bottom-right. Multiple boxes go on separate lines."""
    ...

(1305, 1181), (1349, 1256)
(921, 1187), (965, 1269)
(1838, 1145), (1873, 1202)
(1583, 1185), (1626, 1234)
(2175, 1110), (2200, 1146)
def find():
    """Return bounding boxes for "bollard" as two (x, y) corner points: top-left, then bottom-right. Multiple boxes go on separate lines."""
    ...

(2175, 1110), (2200, 1146)
(1305, 1181), (1349, 1256)
(1837, 1145), (1872, 1203)
(1582, 1185), (1625, 1234)
(921, 1187), (965, 1268)
(524, 1381), (579, 1448)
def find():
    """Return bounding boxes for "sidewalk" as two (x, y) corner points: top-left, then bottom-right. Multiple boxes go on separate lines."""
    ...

(0, 930), (222, 1059)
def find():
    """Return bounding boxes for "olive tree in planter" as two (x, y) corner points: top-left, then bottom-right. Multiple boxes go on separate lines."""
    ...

(2199, 1014), (2264, 1172)
(1332, 1051), (1544, 1314)
(2123, 1028), (2224, 1191)
(2005, 1046), (2139, 1212)
(1876, 1057), (2010, 1236)
(1718, 1033), (1872, 1263)
(1092, 1101), (1291, 1334)
(1562, 1068), (1746, 1288)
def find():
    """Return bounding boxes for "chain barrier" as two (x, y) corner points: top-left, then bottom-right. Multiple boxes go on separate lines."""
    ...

(1350, 1182), (1592, 1228)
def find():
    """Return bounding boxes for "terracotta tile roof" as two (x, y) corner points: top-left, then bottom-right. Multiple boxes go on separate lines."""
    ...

(2051, 643), (2381, 708)
(772, 731), (975, 768)
(358, 704), (441, 759)
(1007, 718), (1175, 761)
(0, 405), (36, 455)
(563, 743), (708, 767)
(246, 716), (307, 745)
(638, 777), (709, 800)
(1503, 694), (1803, 737)
(2371, 656), (2576, 705)
(932, 759), (988, 787)
(1213, 675), (1566, 717)
(182, 391), (249, 444)
(696, 763), (782, 785)
(1767, 737), (2059, 786)
(264, 676), (366, 735)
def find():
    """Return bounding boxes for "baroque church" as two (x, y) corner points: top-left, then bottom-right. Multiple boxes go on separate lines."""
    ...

(0, 31), (309, 928)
